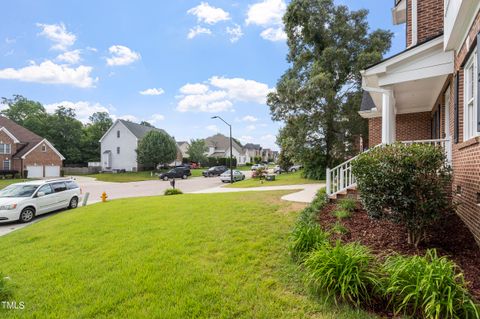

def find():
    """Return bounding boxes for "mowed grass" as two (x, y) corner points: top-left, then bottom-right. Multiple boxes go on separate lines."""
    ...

(226, 171), (324, 188)
(83, 169), (204, 182)
(0, 192), (373, 318)
(0, 179), (27, 189)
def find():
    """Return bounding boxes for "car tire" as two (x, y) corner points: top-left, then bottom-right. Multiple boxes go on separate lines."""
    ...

(69, 196), (79, 209)
(291, 169), (297, 172)
(19, 207), (35, 223)
(163, 176), (169, 181)
(182, 174), (187, 179)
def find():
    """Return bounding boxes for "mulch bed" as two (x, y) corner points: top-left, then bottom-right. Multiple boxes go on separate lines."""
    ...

(317, 202), (480, 301)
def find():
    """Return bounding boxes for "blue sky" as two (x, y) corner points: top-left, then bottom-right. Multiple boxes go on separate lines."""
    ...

(0, 0), (404, 150)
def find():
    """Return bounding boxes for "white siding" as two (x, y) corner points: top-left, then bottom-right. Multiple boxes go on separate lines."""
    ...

(100, 121), (138, 171)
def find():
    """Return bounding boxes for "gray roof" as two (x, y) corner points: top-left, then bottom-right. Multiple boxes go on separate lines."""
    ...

(176, 141), (189, 146)
(360, 91), (376, 112)
(119, 119), (167, 139)
(205, 133), (243, 153)
(243, 143), (261, 150)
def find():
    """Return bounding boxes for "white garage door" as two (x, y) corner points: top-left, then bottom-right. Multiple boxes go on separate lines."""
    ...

(45, 166), (60, 177)
(27, 166), (43, 178)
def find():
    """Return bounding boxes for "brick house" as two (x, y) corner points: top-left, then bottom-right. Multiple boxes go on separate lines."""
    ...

(326, 0), (480, 245)
(0, 116), (64, 178)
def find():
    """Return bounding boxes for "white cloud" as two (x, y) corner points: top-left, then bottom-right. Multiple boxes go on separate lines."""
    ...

(246, 0), (286, 26)
(56, 49), (81, 64)
(177, 76), (273, 113)
(116, 114), (139, 122)
(261, 134), (276, 141)
(187, 26), (212, 39)
(139, 88), (165, 96)
(148, 113), (165, 124)
(106, 45), (141, 66)
(226, 24), (243, 43)
(245, 0), (287, 42)
(187, 2), (230, 25)
(239, 135), (254, 143)
(260, 27), (287, 41)
(0, 60), (96, 88)
(209, 76), (273, 104)
(37, 23), (76, 51)
(242, 115), (258, 122)
(246, 125), (256, 132)
(206, 124), (219, 132)
(44, 101), (112, 123)
(180, 83), (209, 95)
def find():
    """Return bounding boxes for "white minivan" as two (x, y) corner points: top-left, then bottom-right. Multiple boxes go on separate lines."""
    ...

(0, 179), (81, 223)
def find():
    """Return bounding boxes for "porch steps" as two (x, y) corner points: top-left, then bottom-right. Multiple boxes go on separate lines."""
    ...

(328, 186), (359, 201)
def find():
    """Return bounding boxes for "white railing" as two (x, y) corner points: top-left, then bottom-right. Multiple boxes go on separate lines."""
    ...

(326, 138), (451, 197)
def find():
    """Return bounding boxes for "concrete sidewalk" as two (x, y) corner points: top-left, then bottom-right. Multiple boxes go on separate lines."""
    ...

(190, 183), (325, 203)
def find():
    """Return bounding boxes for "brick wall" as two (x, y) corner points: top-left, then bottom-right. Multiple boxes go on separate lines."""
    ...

(417, 0), (443, 43)
(0, 131), (16, 170)
(368, 112), (432, 146)
(405, 0), (443, 47)
(450, 10), (480, 245)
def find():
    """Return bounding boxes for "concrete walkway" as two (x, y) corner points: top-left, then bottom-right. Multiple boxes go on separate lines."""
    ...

(190, 183), (325, 203)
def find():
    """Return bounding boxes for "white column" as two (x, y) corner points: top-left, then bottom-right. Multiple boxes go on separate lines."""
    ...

(381, 91), (396, 144)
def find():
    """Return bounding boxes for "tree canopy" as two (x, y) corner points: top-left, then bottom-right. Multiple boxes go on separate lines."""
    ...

(187, 139), (207, 163)
(137, 130), (177, 169)
(268, 0), (392, 179)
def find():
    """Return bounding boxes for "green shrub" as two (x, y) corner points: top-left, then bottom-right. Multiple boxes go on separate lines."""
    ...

(290, 221), (329, 262)
(304, 241), (380, 306)
(297, 188), (327, 224)
(382, 249), (480, 318)
(332, 209), (351, 219)
(164, 188), (183, 196)
(0, 274), (12, 301)
(352, 143), (452, 247)
(338, 198), (356, 212)
(331, 221), (349, 235)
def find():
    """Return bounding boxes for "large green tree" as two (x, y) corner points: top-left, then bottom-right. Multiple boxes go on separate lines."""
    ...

(187, 139), (207, 164)
(268, 0), (392, 178)
(137, 131), (177, 169)
(82, 112), (113, 162)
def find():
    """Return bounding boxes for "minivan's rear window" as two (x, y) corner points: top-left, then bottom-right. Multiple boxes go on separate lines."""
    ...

(65, 181), (79, 190)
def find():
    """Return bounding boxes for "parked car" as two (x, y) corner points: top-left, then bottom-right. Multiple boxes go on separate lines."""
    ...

(159, 167), (191, 180)
(289, 165), (303, 172)
(220, 170), (245, 183)
(274, 165), (285, 174)
(0, 179), (81, 224)
(202, 166), (228, 177)
(251, 164), (267, 171)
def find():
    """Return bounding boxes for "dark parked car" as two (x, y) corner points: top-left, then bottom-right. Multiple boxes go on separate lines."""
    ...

(202, 166), (227, 177)
(159, 167), (191, 180)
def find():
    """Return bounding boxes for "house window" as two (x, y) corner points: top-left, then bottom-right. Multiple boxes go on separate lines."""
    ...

(117, 130), (120, 138)
(41, 144), (47, 152)
(0, 144), (11, 154)
(464, 48), (478, 140)
(117, 147), (120, 154)
(3, 160), (10, 170)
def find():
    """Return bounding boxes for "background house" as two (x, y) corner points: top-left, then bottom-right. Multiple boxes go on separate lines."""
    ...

(176, 141), (190, 159)
(100, 119), (175, 172)
(204, 134), (246, 165)
(0, 116), (64, 178)
(243, 143), (262, 163)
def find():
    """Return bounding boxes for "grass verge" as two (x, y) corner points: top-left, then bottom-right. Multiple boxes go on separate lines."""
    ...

(226, 171), (323, 188)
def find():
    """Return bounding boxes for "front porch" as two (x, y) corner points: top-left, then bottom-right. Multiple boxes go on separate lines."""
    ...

(327, 36), (455, 197)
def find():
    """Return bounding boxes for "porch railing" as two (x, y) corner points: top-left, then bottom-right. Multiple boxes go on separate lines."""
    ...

(326, 138), (451, 197)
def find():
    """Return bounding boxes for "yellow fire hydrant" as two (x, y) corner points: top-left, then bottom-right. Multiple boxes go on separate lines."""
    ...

(101, 192), (108, 202)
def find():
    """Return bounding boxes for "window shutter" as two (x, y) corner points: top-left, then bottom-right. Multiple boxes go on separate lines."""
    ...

(477, 32), (480, 132)
(454, 71), (459, 143)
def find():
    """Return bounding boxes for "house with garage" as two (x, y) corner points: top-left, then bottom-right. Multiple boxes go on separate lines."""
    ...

(326, 0), (480, 245)
(204, 133), (246, 165)
(100, 119), (177, 172)
(0, 116), (64, 178)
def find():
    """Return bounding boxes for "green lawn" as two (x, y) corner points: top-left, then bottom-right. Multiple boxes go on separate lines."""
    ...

(227, 171), (324, 188)
(82, 169), (204, 182)
(0, 192), (373, 318)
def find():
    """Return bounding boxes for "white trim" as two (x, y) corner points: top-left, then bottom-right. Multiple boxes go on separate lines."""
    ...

(452, 2), (480, 52)
(0, 127), (20, 143)
(21, 139), (65, 160)
(463, 48), (478, 141)
(411, 0), (418, 46)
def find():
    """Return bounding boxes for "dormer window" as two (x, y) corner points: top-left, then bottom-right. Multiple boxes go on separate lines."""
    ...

(41, 144), (47, 152)
(117, 130), (120, 138)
